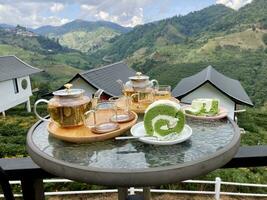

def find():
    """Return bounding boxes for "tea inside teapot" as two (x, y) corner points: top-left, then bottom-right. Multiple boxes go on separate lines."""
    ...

(118, 72), (159, 96)
(48, 95), (91, 127)
(34, 84), (91, 128)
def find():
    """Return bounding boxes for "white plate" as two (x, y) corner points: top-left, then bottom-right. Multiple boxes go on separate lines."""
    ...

(183, 106), (228, 120)
(130, 122), (192, 145)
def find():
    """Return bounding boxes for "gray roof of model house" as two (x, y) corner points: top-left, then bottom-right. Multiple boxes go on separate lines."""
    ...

(0, 55), (43, 82)
(172, 65), (253, 106)
(69, 61), (136, 96)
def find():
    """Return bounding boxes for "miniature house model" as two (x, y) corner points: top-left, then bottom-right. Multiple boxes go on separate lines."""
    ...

(172, 66), (253, 119)
(0, 55), (42, 116)
(66, 61), (136, 98)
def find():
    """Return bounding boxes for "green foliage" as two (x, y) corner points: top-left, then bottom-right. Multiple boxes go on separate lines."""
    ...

(260, 18), (267, 29)
(0, 108), (37, 157)
(89, 0), (267, 62)
(160, 167), (267, 193)
(59, 28), (120, 53)
(263, 33), (267, 45)
(0, 29), (66, 54)
(238, 108), (267, 145)
(44, 182), (109, 193)
(35, 20), (130, 53)
(175, 4), (234, 35)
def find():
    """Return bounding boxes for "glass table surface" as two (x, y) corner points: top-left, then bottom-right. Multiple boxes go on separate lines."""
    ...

(29, 118), (237, 170)
(27, 117), (240, 187)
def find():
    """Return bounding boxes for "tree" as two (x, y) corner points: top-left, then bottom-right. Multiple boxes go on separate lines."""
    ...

(251, 24), (256, 31)
(262, 33), (267, 45)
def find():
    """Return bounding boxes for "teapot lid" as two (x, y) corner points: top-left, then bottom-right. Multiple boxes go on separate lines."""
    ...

(53, 83), (84, 97)
(129, 72), (149, 81)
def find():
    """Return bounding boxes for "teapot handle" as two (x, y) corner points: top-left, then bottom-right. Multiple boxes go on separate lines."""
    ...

(151, 79), (159, 89)
(34, 99), (50, 122)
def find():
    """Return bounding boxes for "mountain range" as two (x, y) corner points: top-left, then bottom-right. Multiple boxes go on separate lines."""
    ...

(33, 20), (131, 53)
(0, 0), (266, 105)
(90, 0), (267, 62)
(34, 19), (131, 35)
(87, 0), (267, 105)
(0, 20), (131, 53)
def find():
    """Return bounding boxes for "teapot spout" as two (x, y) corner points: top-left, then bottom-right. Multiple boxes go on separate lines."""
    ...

(116, 79), (124, 87)
(94, 89), (104, 99)
(116, 79), (125, 91)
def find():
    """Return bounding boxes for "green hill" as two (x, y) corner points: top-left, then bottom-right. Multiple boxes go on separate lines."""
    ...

(0, 27), (66, 54)
(34, 20), (130, 35)
(88, 0), (267, 105)
(90, 0), (267, 62)
(35, 20), (131, 53)
(1, 0), (266, 104)
(0, 27), (93, 90)
(58, 27), (120, 52)
(87, 4), (235, 62)
(200, 29), (267, 51)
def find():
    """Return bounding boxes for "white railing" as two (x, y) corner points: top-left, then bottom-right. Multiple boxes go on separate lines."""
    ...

(1, 177), (267, 199)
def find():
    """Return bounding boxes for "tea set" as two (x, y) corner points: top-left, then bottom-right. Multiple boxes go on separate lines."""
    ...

(34, 72), (172, 142)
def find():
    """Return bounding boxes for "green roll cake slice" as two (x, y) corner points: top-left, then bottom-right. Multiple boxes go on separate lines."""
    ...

(185, 98), (220, 116)
(144, 100), (185, 137)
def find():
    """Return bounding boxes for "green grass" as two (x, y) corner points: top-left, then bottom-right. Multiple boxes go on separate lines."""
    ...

(201, 29), (267, 52)
(59, 28), (120, 53)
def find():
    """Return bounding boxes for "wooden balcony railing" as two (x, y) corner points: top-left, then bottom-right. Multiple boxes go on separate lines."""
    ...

(0, 145), (267, 200)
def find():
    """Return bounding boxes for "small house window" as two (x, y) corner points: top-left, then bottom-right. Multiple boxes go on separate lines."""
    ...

(13, 78), (19, 94)
(21, 79), (28, 90)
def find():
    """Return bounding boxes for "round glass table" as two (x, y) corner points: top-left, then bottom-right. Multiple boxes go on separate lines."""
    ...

(27, 117), (240, 200)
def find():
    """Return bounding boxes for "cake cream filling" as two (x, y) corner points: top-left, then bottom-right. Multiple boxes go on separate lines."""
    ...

(151, 115), (179, 135)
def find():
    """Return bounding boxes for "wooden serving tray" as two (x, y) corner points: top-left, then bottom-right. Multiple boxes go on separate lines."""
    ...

(47, 111), (138, 143)
(130, 97), (180, 114)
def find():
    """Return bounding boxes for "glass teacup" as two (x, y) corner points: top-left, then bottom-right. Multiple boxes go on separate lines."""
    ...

(109, 96), (134, 123)
(154, 85), (171, 100)
(85, 101), (119, 133)
(131, 89), (154, 110)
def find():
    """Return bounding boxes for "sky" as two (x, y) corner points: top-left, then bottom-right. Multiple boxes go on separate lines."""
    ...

(0, 0), (253, 28)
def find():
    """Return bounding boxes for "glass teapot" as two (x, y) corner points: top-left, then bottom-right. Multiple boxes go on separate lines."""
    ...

(34, 84), (91, 128)
(117, 72), (158, 96)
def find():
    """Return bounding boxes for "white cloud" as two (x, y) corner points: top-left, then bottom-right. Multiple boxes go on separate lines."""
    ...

(129, 16), (143, 27)
(50, 3), (64, 13)
(0, 0), (150, 28)
(79, 0), (148, 27)
(216, 0), (253, 10)
(97, 11), (109, 20)
(0, 2), (70, 28)
(80, 0), (149, 27)
(124, 8), (144, 27)
(80, 4), (96, 11)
